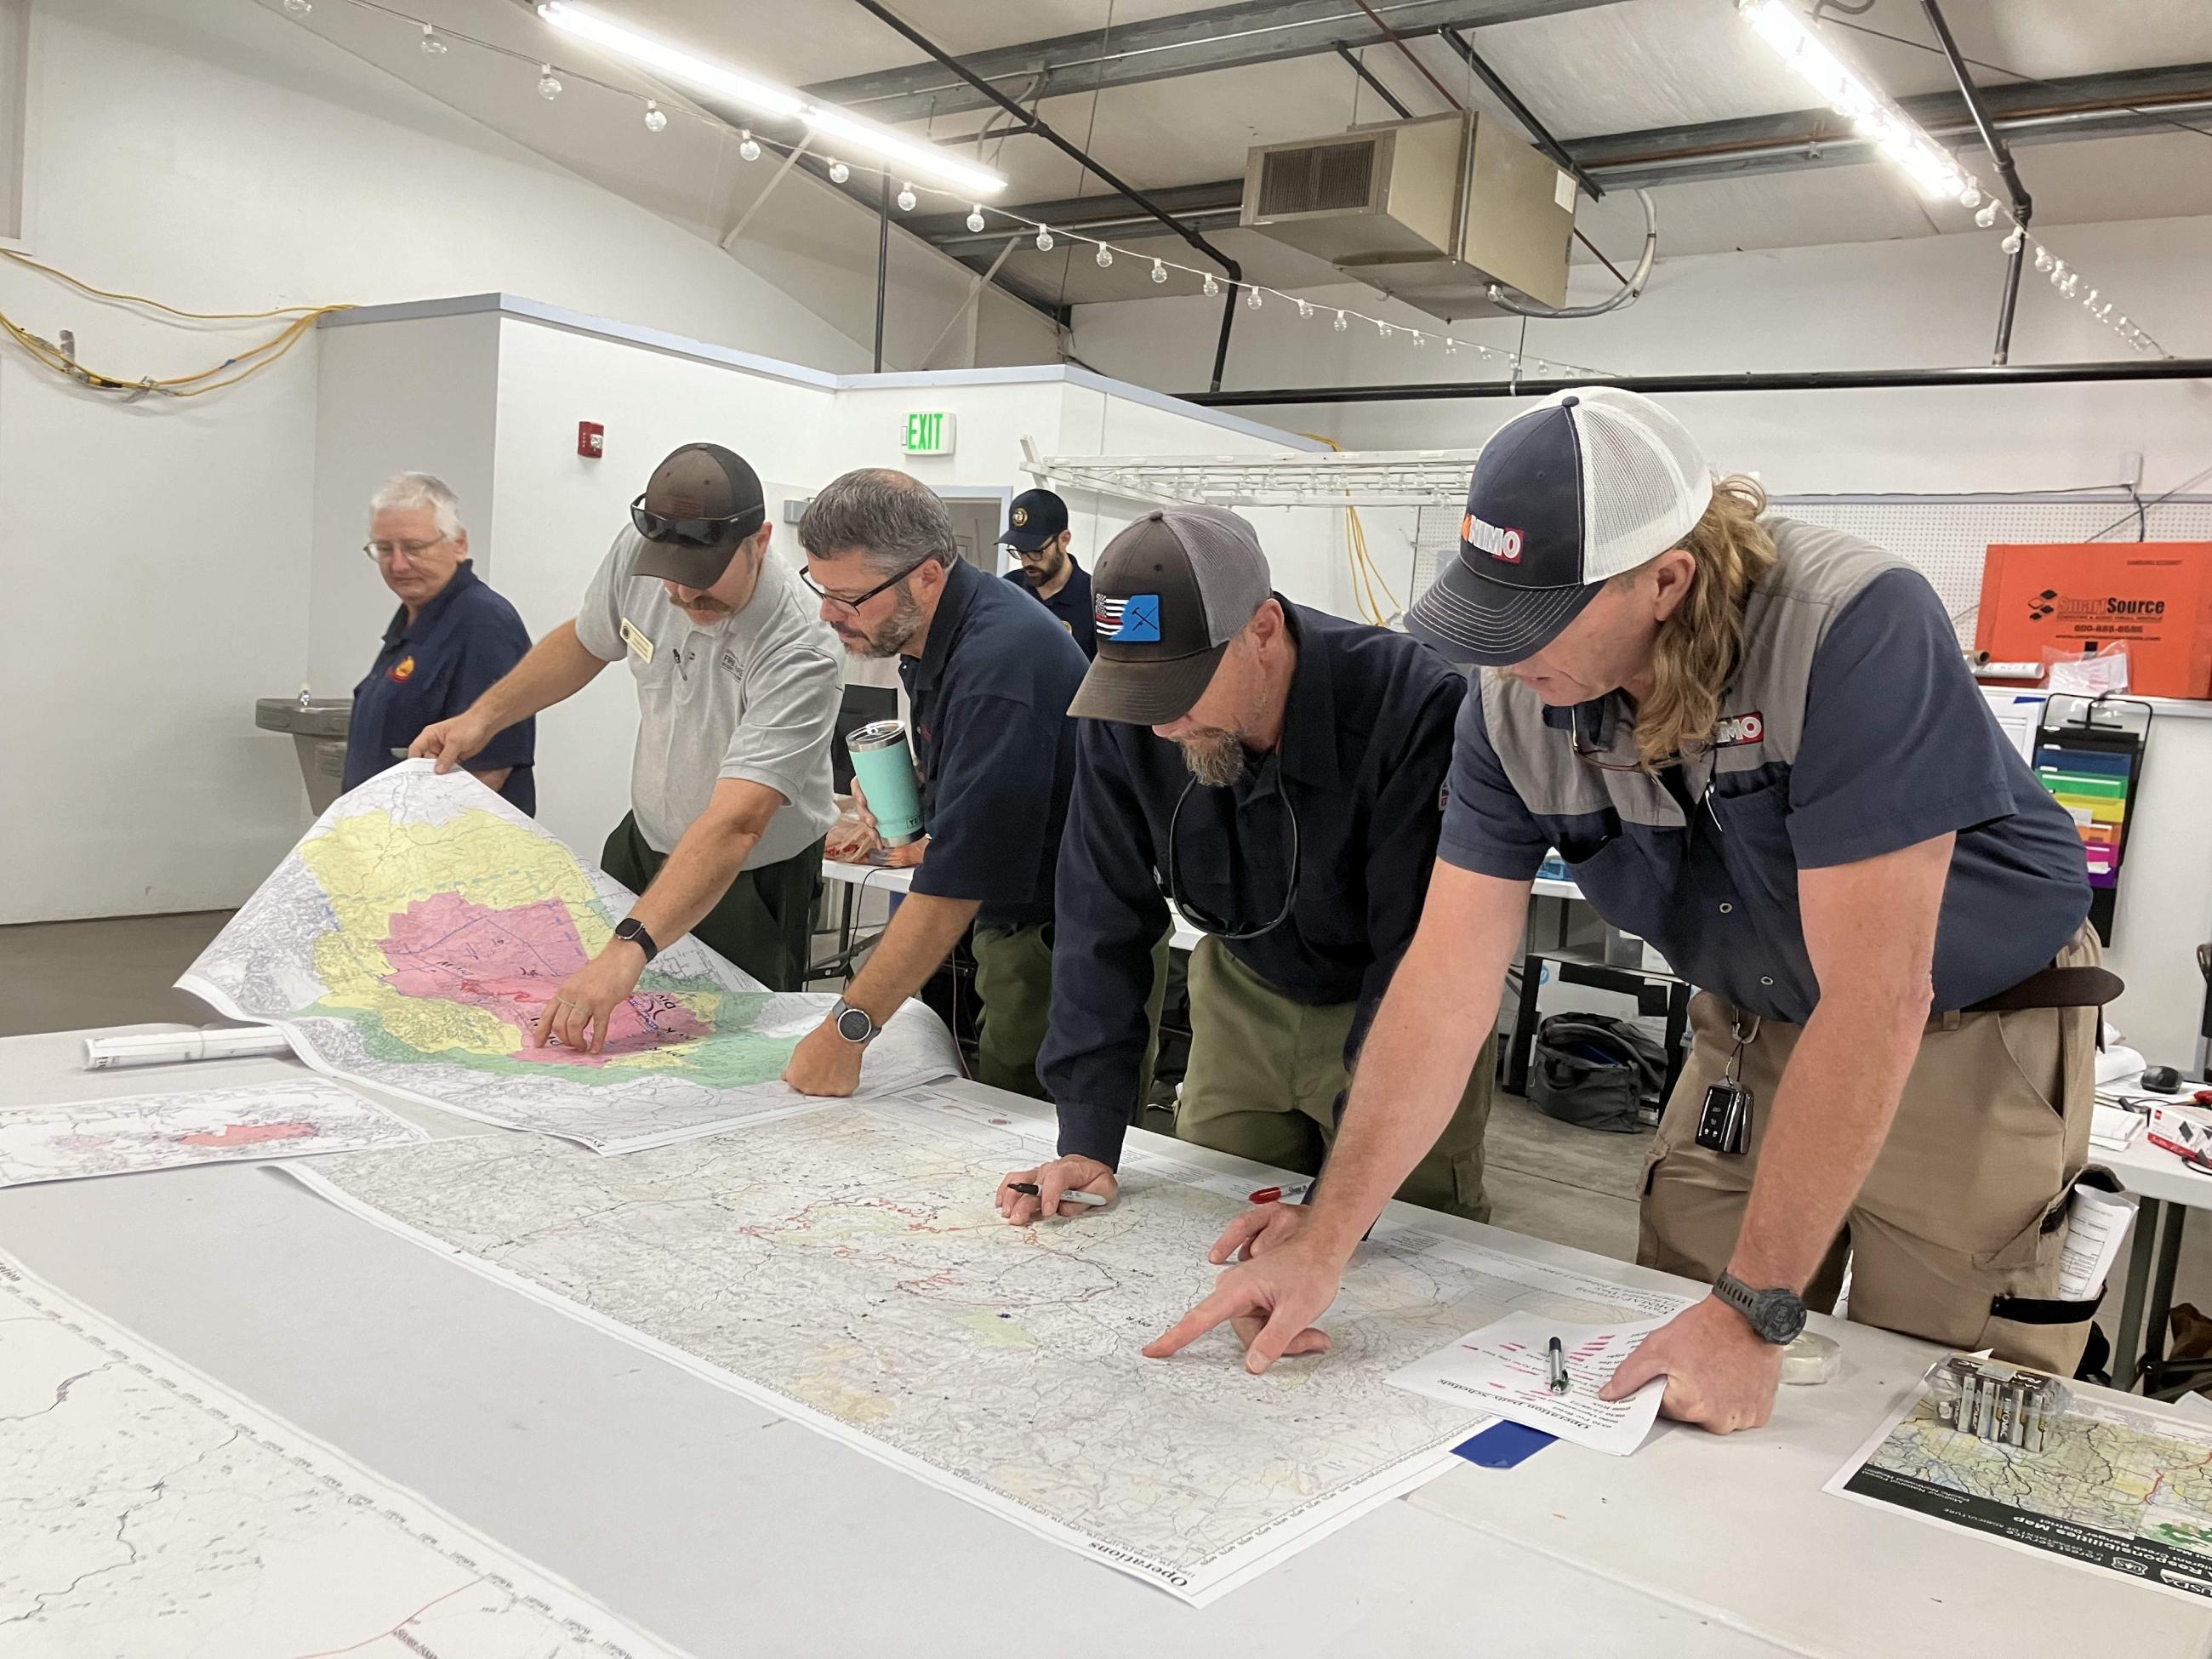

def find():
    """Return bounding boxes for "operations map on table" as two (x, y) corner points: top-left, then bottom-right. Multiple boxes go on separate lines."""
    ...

(0, 1252), (691, 1658)
(1831, 1360), (2212, 1602)
(291, 1088), (1695, 1603)
(180, 762), (958, 1154)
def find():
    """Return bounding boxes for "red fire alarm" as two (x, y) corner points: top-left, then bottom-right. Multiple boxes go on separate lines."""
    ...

(577, 420), (605, 459)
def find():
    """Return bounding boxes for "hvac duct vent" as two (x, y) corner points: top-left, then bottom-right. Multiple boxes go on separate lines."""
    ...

(1257, 140), (1377, 218)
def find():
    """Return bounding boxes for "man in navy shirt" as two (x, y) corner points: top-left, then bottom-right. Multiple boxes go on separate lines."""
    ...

(1000, 487), (1097, 659)
(784, 470), (1090, 1099)
(995, 506), (1493, 1228)
(1153, 391), (2101, 1434)
(343, 474), (534, 812)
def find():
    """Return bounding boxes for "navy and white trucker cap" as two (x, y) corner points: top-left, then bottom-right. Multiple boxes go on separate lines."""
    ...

(1406, 387), (1713, 667)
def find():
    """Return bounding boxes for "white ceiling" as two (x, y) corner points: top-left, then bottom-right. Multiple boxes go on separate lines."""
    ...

(263, 0), (2212, 315)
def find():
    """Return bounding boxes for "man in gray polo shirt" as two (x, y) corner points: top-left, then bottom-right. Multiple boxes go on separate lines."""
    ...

(413, 443), (840, 1033)
(1151, 390), (2102, 1437)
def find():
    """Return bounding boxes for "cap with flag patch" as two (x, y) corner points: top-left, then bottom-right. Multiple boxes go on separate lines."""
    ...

(1405, 386), (1713, 666)
(1069, 507), (1271, 724)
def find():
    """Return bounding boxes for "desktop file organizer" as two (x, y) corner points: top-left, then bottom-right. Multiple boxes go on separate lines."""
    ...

(2033, 695), (2152, 945)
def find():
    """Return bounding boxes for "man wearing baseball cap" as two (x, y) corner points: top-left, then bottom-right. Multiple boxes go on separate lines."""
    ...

(999, 487), (1097, 659)
(413, 442), (841, 1035)
(1149, 389), (2104, 1437)
(995, 505), (1494, 1229)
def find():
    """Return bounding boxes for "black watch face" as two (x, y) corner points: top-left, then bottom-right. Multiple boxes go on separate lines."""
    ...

(835, 1006), (873, 1042)
(1770, 1301), (1809, 1344)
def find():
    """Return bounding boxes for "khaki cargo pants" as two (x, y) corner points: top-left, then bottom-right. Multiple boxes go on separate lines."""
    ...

(1640, 923), (2102, 1372)
(1176, 936), (1494, 1223)
(971, 922), (1169, 1103)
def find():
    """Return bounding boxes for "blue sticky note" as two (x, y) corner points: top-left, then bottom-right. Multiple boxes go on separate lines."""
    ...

(1454, 1421), (1556, 1468)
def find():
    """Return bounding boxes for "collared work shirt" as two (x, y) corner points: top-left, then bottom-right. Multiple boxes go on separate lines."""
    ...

(1004, 557), (1097, 659)
(1042, 601), (1468, 1166)
(898, 559), (1089, 931)
(576, 533), (841, 868)
(1439, 518), (2091, 1023)
(344, 560), (535, 812)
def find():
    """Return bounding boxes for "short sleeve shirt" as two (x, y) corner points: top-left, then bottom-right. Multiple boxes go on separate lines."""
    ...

(1437, 518), (2090, 1022)
(344, 561), (535, 812)
(576, 532), (841, 866)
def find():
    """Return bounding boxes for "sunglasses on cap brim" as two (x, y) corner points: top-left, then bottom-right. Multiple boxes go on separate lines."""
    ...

(630, 493), (766, 549)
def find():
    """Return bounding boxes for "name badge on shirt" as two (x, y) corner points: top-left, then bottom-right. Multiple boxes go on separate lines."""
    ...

(619, 617), (655, 664)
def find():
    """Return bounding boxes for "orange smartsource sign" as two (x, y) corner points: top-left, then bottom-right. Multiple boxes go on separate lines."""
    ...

(1975, 542), (2212, 699)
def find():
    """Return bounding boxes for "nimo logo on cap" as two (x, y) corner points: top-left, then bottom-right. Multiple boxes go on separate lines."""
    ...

(1462, 514), (1525, 563)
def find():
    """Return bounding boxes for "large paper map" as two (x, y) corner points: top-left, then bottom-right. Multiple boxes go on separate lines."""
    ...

(1831, 1360), (2212, 1603)
(292, 1087), (1693, 1603)
(0, 1251), (690, 1657)
(180, 761), (958, 1153)
(0, 1079), (428, 1188)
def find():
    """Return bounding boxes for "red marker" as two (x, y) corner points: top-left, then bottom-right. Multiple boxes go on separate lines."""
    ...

(1247, 1184), (1310, 1206)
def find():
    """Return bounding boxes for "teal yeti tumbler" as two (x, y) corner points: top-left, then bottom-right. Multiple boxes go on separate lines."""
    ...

(846, 720), (926, 847)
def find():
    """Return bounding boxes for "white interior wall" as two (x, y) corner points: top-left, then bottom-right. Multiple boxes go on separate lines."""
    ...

(0, 0), (945, 923)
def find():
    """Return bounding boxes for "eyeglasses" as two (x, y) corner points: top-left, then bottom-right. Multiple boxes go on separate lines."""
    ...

(630, 493), (764, 549)
(800, 559), (928, 618)
(363, 536), (448, 563)
(1567, 715), (1650, 773)
(1162, 768), (1301, 941)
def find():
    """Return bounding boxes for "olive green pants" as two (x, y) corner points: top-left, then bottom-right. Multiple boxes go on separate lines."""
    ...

(1175, 936), (1494, 1223)
(601, 812), (822, 994)
(971, 921), (1170, 1104)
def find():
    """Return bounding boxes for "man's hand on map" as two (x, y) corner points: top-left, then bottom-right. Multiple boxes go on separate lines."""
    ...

(409, 714), (494, 775)
(996, 1155), (1118, 1223)
(784, 1018), (865, 1097)
(1597, 1294), (1782, 1434)
(532, 946), (646, 1056)
(1143, 1234), (1338, 1373)
(1206, 1201), (1308, 1264)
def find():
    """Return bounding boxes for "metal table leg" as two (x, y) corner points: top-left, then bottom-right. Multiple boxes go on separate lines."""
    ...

(2141, 1201), (2189, 1390)
(1508, 952), (1543, 1096)
(2115, 1195), (2162, 1390)
(1662, 982), (1692, 1099)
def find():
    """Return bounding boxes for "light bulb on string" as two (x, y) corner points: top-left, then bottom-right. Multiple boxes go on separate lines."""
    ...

(1411, 331), (1424, 347)
(1094, 243), (1114, 269)
(537, 65), (563, 100)
(1333, 310), (1348, 332)
(829, 160), (851, 184)
(966, 206), (988, 233)
(1202, 274), (1218, 298)
(1034, 225), (1054, 252)
(1297, 299), (1313, 319)
(2061, 273), (2079, 297)
(2049, 260), (2067, 288)
(897, 184), (917, 212)
(2033, 246), (2053, 272)
(1244, 287), (1262, 311)
(419, 23), (447, 54)
(2001, 227), (2024, 254)
(1445, 338), (1457, 355)
(738, 130), (761, 162)
(1958, 182), (1981, 209)
(1377, 320), (1391, 339)
(1974, 202), (1998, 229)
(1150, 259), (1167, 284)
(643, 101), (667, 133)
(282, 0), (310, 14)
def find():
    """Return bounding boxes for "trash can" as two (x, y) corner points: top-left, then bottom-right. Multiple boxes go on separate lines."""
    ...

(255, 697), (352, 815)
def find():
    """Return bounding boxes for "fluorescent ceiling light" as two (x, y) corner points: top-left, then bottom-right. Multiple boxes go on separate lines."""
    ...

(538, 2), (1006, 197)
(1736, 0), (1965, 200)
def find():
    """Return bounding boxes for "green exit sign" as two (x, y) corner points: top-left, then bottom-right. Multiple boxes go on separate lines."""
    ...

(903, 411), (956, 455)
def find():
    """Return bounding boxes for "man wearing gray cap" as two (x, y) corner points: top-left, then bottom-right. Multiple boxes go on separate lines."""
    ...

(995, 505), (1494, 1228)
(413, 442), (841, 1035)
(1149, 390), (2101, 1438)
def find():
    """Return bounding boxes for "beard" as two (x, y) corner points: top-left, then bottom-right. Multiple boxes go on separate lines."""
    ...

(1176, 727), (1249, 788)
(1018, 546), (1065, 586)
(834, 583), (926, 659)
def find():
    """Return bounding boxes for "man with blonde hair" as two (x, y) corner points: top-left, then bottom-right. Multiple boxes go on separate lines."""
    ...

(1149, 389), (2103, 1436)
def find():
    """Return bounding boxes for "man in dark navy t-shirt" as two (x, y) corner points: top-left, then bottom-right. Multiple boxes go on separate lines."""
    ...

(343, 474), (535, 812)
(999, 487), (1096, 659)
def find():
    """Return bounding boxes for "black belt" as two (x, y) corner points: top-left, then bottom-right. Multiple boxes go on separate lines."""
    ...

(1964, 964), (2124, 1013)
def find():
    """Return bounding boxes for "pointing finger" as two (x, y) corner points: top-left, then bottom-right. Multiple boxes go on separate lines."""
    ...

(1144, 1285), (1250, 1360)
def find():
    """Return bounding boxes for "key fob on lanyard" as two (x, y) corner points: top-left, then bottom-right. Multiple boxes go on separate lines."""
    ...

(1694, 1015), (1759, 1156)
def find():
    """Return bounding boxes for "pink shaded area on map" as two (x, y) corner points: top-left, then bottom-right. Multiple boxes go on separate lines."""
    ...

(180, 1121), (316, 1147)
(379, 891), (711, 1065)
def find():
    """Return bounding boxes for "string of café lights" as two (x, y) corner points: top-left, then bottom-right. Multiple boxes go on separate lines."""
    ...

(274, 0), (1620, 380)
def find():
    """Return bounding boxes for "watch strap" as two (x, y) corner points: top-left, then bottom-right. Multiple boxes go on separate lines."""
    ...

(831, 999), (877, 1044)
(613, 917), (659, 964)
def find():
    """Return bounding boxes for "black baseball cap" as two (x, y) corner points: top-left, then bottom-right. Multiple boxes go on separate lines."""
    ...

(1068, 507), (1272, 725)
(998, 487), (1069, 554)
(1405, 388), (1712, 666)
(631, 442), (767, 590)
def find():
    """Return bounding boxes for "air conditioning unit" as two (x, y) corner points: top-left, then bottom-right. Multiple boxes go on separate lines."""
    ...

(1240, 112), (1575, 316)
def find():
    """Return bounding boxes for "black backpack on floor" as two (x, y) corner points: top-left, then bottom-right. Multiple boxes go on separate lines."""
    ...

(1528, 1013), (1667, 1134)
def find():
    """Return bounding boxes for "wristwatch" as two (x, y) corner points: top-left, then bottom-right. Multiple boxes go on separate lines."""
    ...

(830, 999), (878, 1044)
(1713, 1272), (1808, 1345)
(613, 917), (659, 964)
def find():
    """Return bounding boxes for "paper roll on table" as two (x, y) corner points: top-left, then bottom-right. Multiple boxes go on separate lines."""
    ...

(83, 1028), (293, 1070)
